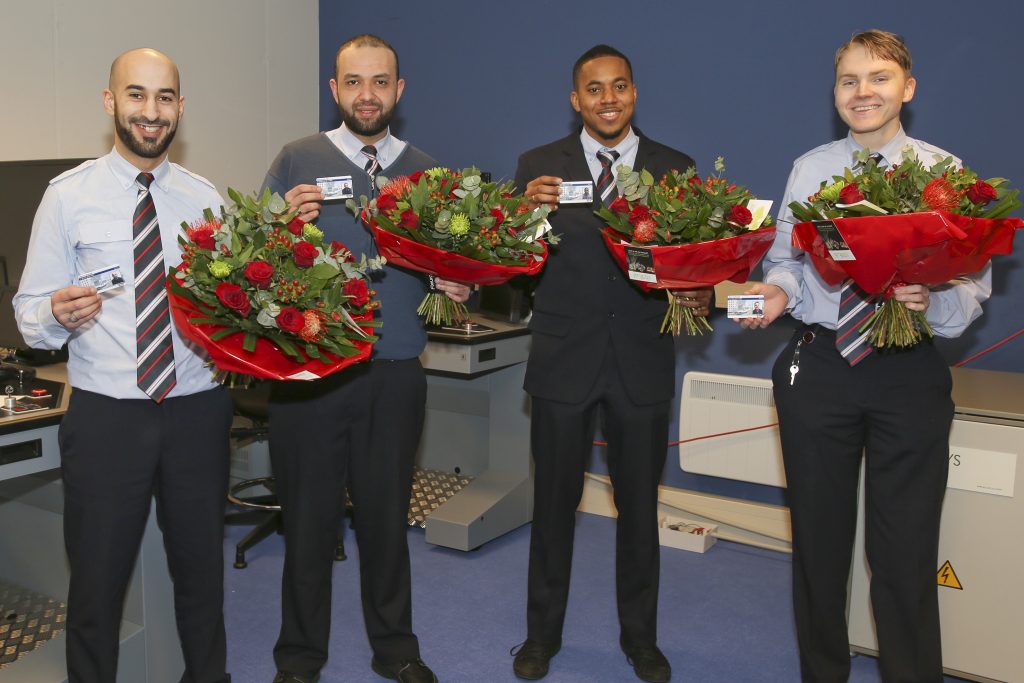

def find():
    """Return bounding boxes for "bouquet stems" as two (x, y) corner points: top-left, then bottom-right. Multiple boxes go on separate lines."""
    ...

(858, 298), (934, 349)
(417, 292), (469, 327)
(661, 290), (713, 336)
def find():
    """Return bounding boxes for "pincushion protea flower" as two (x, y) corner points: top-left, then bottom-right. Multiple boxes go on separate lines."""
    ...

(920, 177), (963, 211)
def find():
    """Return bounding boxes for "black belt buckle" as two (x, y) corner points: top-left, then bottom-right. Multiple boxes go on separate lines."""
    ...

(801, 329), (816, 345)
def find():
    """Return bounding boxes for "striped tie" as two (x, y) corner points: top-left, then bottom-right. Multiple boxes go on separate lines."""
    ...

(362, 144), (380, 195)
(596, 149), (620, 205)
(835, 280), (877, 366)
(133, 172), (176, 401)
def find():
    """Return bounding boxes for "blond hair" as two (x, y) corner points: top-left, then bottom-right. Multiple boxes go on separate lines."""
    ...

(835, 30), (912, 75)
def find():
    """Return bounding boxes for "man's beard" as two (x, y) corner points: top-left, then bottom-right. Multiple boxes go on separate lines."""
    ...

(114, 112), (177, 159)
(339, 99), (393, 138)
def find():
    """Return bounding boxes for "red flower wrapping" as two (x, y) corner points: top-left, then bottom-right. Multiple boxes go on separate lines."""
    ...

(600, 227), (777, 291)
(168, 278), (374, 381)
(370, 224), (547, 286)
(791, 210), (1024, 294)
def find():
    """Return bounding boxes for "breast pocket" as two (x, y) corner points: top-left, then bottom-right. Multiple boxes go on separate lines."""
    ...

(76, 221), (134, 277)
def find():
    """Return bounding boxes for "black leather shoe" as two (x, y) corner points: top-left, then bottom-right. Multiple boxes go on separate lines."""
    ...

(621, 641), (671, 683)
(370, 657), (438, 682)
(511, 639), (561, 680)
(272, 673), (319, 683)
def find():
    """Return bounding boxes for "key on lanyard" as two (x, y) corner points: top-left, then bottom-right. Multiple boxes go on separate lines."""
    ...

(788, 329), (815, 386)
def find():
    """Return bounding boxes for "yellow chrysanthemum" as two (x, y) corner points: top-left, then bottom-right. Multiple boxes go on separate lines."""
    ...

(302, 223), (324, 241)
(449, 213), (470, 236)
(208, 261), (232, 278)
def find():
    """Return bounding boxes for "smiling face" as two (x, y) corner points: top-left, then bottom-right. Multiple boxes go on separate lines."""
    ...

(571, 55), (637, 147)
(103, 49), (183, 171)
(329, 44), (405, 145)
(834, 44), (916, 150)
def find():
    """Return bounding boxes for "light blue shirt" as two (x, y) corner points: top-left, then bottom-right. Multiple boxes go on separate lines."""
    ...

(763, 127), (991, 336)
(14, 149), (225, 399)
(580, 127), (639, 184)
(325, 123), (408, 175)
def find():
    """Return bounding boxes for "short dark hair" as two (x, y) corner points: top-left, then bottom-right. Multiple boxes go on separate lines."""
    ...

(335, 34), (400, 80)
(572, 44), (633, 89)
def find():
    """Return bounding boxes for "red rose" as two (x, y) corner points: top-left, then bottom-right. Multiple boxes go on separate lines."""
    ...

(727, 205), (753, 226)
(408, 170), (424, 185)
(627, 204), (651, 226)
(187, 225), (216, 250)
(399, 209), (420, 229)
(376, 194), (398, 213)
(966, 179), (997, 205)
(686, 175), (703, 187)
(276, 307), (304, 333)
(609, 196), (630, 214)
(490, 208), (506, 229)
(330, 241), (355, 262)
(243, 260), (274, 289)
(292, 241), (318, 268)
(287, 217), (305, 236)
(343, 278), (370, 307)
(215, 282), (251, 317)
(838, 183), (865, 205)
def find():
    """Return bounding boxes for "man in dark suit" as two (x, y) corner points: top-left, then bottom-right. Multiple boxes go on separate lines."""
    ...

(511, 45), (712, 683)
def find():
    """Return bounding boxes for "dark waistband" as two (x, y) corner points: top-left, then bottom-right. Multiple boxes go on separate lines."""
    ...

(799, 323), (836, 340)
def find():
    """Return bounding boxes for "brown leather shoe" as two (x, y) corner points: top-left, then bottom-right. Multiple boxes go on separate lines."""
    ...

(511, 639), (561, 680)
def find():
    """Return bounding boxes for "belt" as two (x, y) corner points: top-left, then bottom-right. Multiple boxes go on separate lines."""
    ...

(798, 323), (836, 343)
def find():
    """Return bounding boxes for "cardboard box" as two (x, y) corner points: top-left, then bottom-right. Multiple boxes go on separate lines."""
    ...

(658, 515), (718, 553)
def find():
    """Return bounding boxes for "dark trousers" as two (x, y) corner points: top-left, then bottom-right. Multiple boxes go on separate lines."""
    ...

(773, 329), (953, 683)
(58, 387), (233, 683)
(269, 359), (426, 676)
(527, 349), (669, 647)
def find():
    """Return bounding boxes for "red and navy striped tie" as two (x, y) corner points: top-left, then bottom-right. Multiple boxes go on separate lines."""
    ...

(835, 280), (876, 366)
(133, 172), (176, 401)
(596, 149), (620, 205)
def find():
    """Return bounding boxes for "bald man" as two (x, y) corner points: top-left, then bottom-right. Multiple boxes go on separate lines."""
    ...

(14, 48), (233, 683)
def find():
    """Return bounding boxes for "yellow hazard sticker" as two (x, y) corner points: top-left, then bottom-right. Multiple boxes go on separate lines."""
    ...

(937, 560), (963, 590)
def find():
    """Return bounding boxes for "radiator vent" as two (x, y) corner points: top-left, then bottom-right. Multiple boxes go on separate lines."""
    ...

(679, 372), (786, 487)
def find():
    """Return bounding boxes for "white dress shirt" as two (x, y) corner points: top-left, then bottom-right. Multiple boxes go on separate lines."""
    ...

(14, 149), (224, 398)
(764, 127), (991, 336)
(326, 123), (408, 173)
(580, 126), (640, 184)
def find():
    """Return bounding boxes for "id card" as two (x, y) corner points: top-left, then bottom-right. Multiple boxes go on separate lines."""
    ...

(727, 294), (765, 319)
(316, 175), (354, 201)
(624, 246), (657, 283)
(813, 220), (855, 261)
(78, 265), (125, 293)
(558, 181), (594, 204)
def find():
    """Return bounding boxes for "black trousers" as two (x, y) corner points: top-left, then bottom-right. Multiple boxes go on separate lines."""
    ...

(527, 348), (669, 647)
(58, 387), (233, 683)
(773, 329), (953, 683)
(269, 359), (426, 676)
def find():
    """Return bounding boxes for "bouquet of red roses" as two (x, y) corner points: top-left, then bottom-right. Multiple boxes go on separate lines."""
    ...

(790, 150), (1023, 348)
(597, 158), (776, 335)
(348, 167), (553, 325)
(166, 188), (381, 386)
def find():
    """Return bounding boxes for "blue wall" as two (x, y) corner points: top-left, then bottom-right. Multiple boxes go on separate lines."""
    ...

(318, 1), (1024, 504)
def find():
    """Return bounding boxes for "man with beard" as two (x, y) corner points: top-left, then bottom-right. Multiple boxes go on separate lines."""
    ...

(261, 34), (467, 683)
(14, 48), (232, 683)
(510, 45), (711, 682)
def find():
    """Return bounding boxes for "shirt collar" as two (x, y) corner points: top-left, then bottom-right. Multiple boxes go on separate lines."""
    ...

(845, 126), (909, 167)
(580, 126), (638, 161)
(332, 123), (399, 166)
(108, 147), (172, 191)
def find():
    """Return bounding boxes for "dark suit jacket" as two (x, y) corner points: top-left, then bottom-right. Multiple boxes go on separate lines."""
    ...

(515, 130), (695, 406)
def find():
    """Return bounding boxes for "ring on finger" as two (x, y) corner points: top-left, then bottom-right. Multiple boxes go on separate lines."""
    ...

(69, 311), (78, 323)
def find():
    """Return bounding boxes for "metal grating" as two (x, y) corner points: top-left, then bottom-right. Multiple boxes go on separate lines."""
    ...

(0, 581), (65, 668)
(408, 468), (472, 528)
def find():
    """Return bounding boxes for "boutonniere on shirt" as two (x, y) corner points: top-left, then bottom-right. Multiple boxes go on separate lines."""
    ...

(789, 150), (1023, 349)
(597, 158), (775, 335)
(167, 189), (382, 385)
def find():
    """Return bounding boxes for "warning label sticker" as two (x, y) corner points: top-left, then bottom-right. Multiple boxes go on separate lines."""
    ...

(937, 561), (963, 590)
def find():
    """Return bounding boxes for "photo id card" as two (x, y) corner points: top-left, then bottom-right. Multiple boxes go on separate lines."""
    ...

(78, 264), (125, 293)
(813, 220), (855, 261)
(727, 294), (765, 319)
(316, 175), (354, 201)
(558, 181), (594, 204)
(624, 246), (657, 283)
